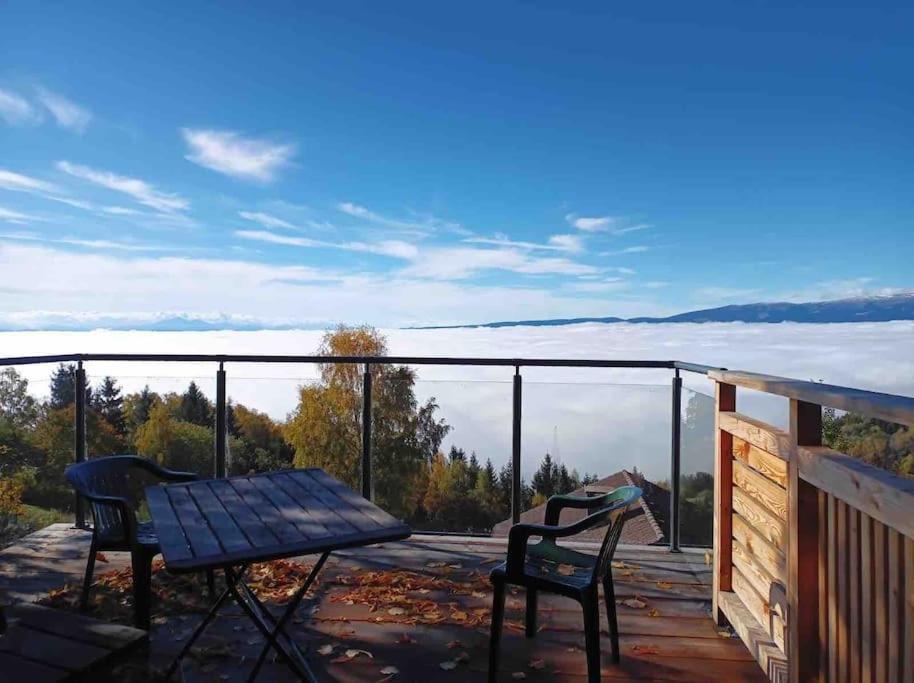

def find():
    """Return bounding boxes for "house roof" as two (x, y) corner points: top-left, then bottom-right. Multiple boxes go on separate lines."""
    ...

(491, 470), (670, 546)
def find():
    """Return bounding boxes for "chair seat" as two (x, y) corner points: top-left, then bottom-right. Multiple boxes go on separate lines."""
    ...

(490, 541), (599, 596)
(97, 520), (160, 552)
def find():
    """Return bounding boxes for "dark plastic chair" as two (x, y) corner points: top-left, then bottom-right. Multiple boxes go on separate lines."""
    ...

(488, 485), (643, 683)
(65, 455), (214, 629)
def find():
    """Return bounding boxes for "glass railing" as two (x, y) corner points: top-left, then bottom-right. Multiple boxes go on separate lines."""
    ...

(678, 387), (715, 546)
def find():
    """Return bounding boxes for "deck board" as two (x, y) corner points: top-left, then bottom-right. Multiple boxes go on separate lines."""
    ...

(0, 525), (762, 682)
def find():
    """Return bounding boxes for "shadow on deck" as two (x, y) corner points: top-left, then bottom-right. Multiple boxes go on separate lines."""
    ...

(0, 525), (765, 681)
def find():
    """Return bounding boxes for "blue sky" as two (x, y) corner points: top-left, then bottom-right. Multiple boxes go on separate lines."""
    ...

(1, 1), (911, 328)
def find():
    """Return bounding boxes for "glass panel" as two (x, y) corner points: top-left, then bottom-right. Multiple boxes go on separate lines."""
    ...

(679, 387), (715, 547)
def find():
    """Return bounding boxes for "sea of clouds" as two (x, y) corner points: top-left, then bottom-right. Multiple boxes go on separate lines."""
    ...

(2, 322), (912, 482)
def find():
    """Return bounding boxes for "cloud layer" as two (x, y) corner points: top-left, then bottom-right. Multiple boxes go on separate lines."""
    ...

(182, 129), (295, 182)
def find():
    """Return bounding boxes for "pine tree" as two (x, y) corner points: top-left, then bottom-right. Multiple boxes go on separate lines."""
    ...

(133, 386), (156, 426)
(179, 381), (213, 428)
(531, 452), (558, 498)
(96, 376), (126, 436)
(48, 363), (91, 409)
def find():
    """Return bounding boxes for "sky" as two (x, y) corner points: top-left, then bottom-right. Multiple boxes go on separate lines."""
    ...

(1, 1), (912, 329)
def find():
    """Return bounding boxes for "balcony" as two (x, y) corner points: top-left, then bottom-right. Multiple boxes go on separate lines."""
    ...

(1, 352), (913, 681)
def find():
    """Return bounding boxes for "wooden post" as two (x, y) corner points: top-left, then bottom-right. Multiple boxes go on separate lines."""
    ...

(789, 399), (822, 682)
(713, 381), (736, 624)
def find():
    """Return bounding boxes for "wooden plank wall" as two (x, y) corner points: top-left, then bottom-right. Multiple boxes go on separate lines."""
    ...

(714, 390), (914, 683)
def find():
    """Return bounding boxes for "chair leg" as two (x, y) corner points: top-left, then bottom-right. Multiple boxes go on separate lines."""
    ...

(582, 589), (602, 683)
(488, 580), (506, 683)
(603, 575), (620, 663)
(206, 569), (216, 600)
(79, 534), (98, 612)
(525, 588), (538, 637)
(131, 552), (152, 630)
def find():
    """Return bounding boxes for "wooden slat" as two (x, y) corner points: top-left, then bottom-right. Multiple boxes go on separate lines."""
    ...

(251, 474), (334, 540)
(732, 436), (788, 487)
(797, 445), (914, 540)
(731, 538), (781, 620)
(230, 477), (305, 544)
(732, 513), (786, 583)
(732, 564), (786, 652)
(861, 512), (874, 683)
(165, 485), (222, 559)
(849, 506), (860, 683)
(208, 479), (279, 548)
(904, 534), (914, 683)
(707, 369), (914, 426)
(828, 494), (838, 683)
(713, 382), (736, 624)
(0, 623), (112, 672)
(836, 499), (848, 683)
(889, 529), (902, 683)
(187, 482), (251, 554)
(818, 489), (828, 681)
(270, 472), (361, 536)
(716, 590), (788, 683)
(874, 521), (887, 683)
(719, 412), (791, 461)
(733, 460), (787, 520)
(7, 603), (147, 652)
(732, 487), (786, 549)
(143, 485), (193, 562)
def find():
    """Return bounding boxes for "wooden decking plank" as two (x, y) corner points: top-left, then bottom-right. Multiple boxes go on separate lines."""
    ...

(0, 623), (112, 671)
(0, 653), (64, 683)
(165, 485), (222, 559)
(252, 474), (334, 540)
(8, 603), (147, 652)
(208, 479), (279, 548)
(187, 482), (251, 554)
(229, 477), (305, 544)
(144, 485), (193, 562)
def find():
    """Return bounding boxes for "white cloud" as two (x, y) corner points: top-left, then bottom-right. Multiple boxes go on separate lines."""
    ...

(35, 88), (92, 133)
(239, 211), (297, 230)
(337, 201), (455, 237)
(0, 88), (41, 126)
(399, 246), (600, 280)
(0, 168), (58, 194)
(182, 129), (295, 182)
(600, 245), (650, 256)
(56, 161), (189, 213)
(101, 206), (140, 216)
(547, 234), (584, 253)
(234, 229), (419, 259)
(0, 207), (41, 225)
(0, 231), (177, 252)
(566, 278), (629, 293)
(565, 214), (615, 232)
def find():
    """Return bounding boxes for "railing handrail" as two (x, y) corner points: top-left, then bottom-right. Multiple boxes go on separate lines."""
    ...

(709, 369), (914, 426)
(0, 352), (722, 374)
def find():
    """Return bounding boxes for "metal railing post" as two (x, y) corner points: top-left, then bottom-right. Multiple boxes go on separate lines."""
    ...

(512, 366), (522, 524)
(215, 362), (227, 478)
(669, 370), (682, 552)
(361, 363), (372, 500)
(74, 361), (88, 528)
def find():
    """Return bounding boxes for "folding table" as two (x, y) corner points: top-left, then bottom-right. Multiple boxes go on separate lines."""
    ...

(146, 468), (411, 681)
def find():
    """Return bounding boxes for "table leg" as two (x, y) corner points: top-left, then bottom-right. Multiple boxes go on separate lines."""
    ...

(247, 551), (330, 681)
(164, 565), (248, 679)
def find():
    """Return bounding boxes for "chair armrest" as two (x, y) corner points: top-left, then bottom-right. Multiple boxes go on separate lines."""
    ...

(134, 458), (200, 483)
(544, 492), (604, 526)
(506, 517), (601, 576)
(82, 493), (140, 545)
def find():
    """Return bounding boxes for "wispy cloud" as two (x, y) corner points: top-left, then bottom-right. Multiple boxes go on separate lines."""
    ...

(547, 234), (584, 253)
(0, 168), (58, 194)
(35, 87), (92, 133)
(239, 211), (297, 230)
(56, 161), (189, 213)
(0, 231), (176, 252)
(566, 213), (616, 232)
(0, 207), (42, 225)
(182, 129), (295, 182)
(337, 201), (459, 237)
(399, 246), (600, 280)
(234, 229), (418, 259)
(0, 88), (41, 126)
(463, 233), (583, 253)
(600, 245), (650, 256)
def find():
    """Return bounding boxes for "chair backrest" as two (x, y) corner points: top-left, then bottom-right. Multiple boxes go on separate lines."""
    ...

(568, 485), (643, 584)
(65, 455), (159, 540)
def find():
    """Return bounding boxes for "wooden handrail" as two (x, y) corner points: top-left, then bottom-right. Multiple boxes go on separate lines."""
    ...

(708, 370), (914, 426)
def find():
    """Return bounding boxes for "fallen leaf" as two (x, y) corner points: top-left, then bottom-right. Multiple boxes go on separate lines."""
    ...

(95, 552), (109, 563)
(656, 581), (673, 590)
(622, 598), (647, 609)
(387, 607), (406, 616)
(317, 644), (334, 656)
(454, 652), (470, 663)
(446, 640), (462, 649)
(512, 673), (527, 679)
(345, 649), (373, 660)
(440, 660), (457, 671)
(396, 634), (418, 645)
(528, 658), (546, 670)
(648, 608), (661, 617)
(380, 665), (400, 675)
(631, 644), (660, 655)
(557, 564), (576, 576)
(426, 561), (447, 568)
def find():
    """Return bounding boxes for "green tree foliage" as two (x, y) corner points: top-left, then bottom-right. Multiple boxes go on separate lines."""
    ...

(0, 368), (38, 430)
(284, 325), (449, 519)
(134, 402), (213, 475)
(228, 404), (294, 475)
(823, 407), (914, 476)
(179, 381), (213, 428)
(48, 363), (92, 409)
(94, 376), (126, 437)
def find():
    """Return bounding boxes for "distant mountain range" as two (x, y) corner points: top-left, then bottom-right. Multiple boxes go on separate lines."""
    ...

(416, 293), (914, 329)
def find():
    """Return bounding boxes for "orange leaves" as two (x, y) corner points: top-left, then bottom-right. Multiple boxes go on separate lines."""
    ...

(631, 644), (661, 655)
(621, 597), (647, 609)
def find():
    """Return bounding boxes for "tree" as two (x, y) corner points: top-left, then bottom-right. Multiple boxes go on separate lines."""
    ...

(0, 368), (37, 430)
(95, 376), (126, 437)
(134, 403), (213, 475)
(227, 404), (294, 475)
(531, 453), (558, 499)
(179, 381), (213, 428)
(284, 326), (449, 519)
(48, 363), (91, 409)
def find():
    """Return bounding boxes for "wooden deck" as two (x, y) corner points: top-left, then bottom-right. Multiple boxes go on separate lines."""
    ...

(0, 524), (765, 681)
